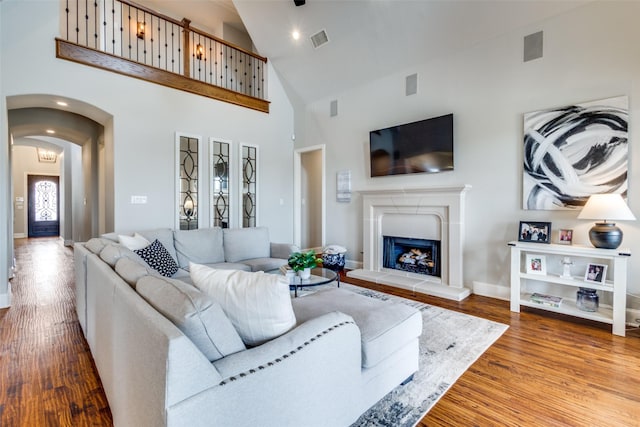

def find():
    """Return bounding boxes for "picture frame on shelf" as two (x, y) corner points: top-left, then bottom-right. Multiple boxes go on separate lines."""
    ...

(518, 221), (551, 244)
(526, 254), (546, 275)
(558, 229), (573, 245)
(584, 263), (607, 285)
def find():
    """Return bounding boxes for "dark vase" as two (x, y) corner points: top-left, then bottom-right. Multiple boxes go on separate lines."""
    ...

(576, 287), (599, 312)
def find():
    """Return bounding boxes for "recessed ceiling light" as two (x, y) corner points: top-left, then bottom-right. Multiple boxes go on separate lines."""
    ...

(46, 129), (55, 134)
(56, 101), (68, 107)
(292, 30), (300, 40)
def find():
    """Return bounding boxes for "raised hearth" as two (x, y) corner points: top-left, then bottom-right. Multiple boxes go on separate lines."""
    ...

(347, 185), (471, 301)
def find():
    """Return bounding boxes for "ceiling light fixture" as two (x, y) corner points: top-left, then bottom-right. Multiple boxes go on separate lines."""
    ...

(37, 148), (57, 163)
(294, 0), (305, 6)
(292, 30), (300, 40)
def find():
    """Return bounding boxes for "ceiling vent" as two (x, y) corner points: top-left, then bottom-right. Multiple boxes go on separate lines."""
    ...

(310, 29), (329, 49)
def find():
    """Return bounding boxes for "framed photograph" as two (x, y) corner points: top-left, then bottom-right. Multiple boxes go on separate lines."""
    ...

(518, 221), (551, 244)
(558, 229), (573, 245)
(584, 263), (607, 285)
(526, 254), (547, 275)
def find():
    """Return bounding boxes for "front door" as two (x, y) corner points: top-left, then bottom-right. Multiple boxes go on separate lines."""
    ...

(27, 175), (60, 238)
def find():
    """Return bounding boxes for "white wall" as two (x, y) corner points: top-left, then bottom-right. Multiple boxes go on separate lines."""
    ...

(297, 1), (640, 311)
(0, 3), (11, 308)
(0, 1), (295, 304)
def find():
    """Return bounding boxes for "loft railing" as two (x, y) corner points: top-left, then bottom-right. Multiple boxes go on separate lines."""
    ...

(56, 0), (269, 112)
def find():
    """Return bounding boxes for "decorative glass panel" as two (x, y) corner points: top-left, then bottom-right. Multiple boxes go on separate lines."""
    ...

(242, 144), (257, 228)
(35, 180), (58, 222)
(179, 135), (199, 230)
(211, 140), (230, 228)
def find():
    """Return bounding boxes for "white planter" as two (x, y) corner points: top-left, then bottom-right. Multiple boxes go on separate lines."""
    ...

(298, 267), (311, 280)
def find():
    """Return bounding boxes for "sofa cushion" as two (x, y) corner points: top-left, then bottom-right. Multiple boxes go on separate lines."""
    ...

(223, 227), (270, 263)
(136, 275), (246, 362)
(118, 233), (151, 250)
(173, 228), (225, 269)
(99, 244), (143, 267)
(85, 237), (113, 254)
(190, 263), (296, 347)
(134, 239), (180, 277)
(292, 288), (422, 368)
(115, 257), (156, 288)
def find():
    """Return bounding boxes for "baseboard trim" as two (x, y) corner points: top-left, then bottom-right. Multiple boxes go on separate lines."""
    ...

(0, 283), (12, 308)
(472, 281), (510, 301)
(13, 233), (26, 239)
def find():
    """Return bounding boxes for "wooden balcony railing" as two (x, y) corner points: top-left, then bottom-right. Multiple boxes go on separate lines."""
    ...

(56, 0), (269, 113)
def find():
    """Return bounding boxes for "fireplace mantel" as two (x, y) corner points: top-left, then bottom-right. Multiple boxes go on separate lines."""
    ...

(347, 185), (471, 301)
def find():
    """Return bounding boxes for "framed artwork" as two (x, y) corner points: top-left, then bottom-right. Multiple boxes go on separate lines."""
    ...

(526, 254), (546, 275)
(584, 263), (607, 285)
(523, 96), (628, 210)
(518, 221), (551, 244)
(558, 229), (573, 245)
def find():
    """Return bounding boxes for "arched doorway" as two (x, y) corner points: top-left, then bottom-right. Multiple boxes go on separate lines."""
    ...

(3, 95), (114, 308)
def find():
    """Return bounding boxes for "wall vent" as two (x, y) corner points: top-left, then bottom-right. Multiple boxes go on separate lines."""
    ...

(310, 29), (329, 49)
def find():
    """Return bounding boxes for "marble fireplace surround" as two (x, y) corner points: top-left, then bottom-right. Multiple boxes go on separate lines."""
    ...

(347, 185), (471, 301)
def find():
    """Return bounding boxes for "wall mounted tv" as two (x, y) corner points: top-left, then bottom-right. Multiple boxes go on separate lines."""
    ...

(369, 113), (453, 177)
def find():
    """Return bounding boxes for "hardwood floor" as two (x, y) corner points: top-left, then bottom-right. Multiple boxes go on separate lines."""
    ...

(1, 238), (639, 426)
(0, 238), (112, 426)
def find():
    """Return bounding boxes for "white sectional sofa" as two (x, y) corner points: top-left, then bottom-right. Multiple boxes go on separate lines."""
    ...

(74, 226), (422, 426)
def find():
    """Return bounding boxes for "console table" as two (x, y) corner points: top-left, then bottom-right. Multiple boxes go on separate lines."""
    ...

(508, 241), (630, 336)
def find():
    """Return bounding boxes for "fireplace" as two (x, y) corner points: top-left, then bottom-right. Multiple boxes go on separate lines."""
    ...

(383, 236), (440, 277)
(347, 185), (471, 301)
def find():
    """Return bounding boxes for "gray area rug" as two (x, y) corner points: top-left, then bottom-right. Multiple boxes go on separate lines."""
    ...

(301, 282), (508, 427)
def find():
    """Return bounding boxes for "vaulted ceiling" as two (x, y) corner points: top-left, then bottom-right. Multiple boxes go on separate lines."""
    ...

(233, 0), (592, 104)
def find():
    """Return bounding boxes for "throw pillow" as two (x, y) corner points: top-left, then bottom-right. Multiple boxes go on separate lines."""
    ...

(118, 233), (151, 250)
(134, 239), (179, 277)
(137, 275), (246, 362)
(189, 263), (297, 346)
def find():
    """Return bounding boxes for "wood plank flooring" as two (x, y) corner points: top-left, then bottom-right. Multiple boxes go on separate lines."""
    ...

(0, 238), (112, 426)
(1, 238), (639, 426)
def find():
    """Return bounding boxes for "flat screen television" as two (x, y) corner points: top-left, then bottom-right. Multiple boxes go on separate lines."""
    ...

(369, 113), (453, 177)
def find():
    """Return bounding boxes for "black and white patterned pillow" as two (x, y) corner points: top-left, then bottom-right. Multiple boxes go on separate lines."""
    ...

(134, 239), (179, 277)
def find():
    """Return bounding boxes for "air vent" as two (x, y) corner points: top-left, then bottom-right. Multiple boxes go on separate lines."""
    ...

(310, 29), (329, 49)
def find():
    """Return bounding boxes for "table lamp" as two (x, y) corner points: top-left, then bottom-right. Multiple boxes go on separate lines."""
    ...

(577, 194), (636, 249)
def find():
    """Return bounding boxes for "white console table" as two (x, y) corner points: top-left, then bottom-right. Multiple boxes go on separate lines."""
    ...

(509, 241), (630, 336)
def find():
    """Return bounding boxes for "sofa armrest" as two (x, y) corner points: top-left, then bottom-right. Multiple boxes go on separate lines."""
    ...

(212, 311), (358, 379)
(168, 311), (363, 427)
(270, 242), (300, 260)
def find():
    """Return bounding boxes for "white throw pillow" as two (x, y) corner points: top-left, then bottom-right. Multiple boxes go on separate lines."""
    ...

(118, 233), (151, 250)
(189, 262), (296, 346)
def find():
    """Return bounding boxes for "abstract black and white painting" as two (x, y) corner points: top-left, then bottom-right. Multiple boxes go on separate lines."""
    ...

(523, 96), (628, 210)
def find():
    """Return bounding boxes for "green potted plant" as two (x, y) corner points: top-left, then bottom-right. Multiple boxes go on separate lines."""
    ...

(288, 250), (322, 279)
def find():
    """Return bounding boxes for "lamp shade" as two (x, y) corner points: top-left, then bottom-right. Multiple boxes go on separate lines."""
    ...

(577, 194), (636, 249)
(577, 194), (636, 221)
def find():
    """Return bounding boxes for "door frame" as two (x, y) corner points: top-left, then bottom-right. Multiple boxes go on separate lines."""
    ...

(293, 144), (326, 250)
(26, 173), (60, 238)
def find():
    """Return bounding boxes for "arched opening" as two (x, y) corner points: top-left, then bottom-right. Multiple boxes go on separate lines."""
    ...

(5, 94), (114, 283)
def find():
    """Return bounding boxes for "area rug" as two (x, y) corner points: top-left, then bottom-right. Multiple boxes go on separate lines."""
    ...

(301, 282), (508, 427)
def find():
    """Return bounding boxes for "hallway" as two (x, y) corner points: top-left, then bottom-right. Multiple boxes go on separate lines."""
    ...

(0, 238), (111, 426)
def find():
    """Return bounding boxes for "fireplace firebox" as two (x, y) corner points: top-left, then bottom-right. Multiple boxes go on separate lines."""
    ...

(383, 236), (441, 277)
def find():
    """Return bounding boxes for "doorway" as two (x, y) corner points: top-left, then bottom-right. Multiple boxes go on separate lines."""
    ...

(27, 175), (60, 237)
(294, 145), (325, 251)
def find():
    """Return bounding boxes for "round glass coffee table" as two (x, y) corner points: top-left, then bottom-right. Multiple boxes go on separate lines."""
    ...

(269, 267), (340, 297)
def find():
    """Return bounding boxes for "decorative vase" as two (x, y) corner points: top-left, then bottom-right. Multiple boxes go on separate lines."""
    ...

(298, 267), (311, 280)
(576, 287), (599, 312)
